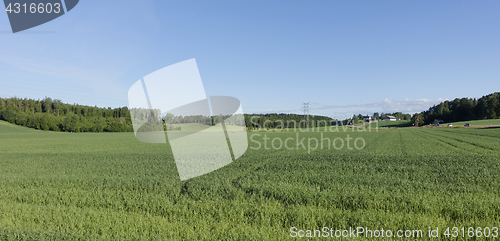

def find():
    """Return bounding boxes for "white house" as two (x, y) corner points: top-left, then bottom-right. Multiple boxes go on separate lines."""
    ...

(382, 115), (396, 121)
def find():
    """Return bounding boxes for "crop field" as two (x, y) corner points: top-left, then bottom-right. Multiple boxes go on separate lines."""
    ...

(447, 119), (500, 127)
(0, 120), (500, 240)
(364, 120), (412, 128)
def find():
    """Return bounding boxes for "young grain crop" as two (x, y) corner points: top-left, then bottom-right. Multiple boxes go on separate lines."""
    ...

(0, 121), (499, 240)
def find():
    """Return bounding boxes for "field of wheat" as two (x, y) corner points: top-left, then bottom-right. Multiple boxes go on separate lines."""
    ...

(0, 121), (499, 240)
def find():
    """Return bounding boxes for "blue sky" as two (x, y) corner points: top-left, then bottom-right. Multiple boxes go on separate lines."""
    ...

(1, 0), (499, 119)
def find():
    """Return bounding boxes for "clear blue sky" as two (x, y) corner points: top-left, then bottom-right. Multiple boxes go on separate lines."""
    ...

(1, 0), (499, 119)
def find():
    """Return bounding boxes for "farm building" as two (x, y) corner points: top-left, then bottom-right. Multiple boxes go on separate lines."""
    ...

(382, 115), (396, 121)
(362, 116), (374, 122)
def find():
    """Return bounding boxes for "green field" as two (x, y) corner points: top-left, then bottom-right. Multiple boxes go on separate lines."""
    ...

(447, 119), (500, 127)
(361, 120), (412, 128)
(1, 121), (500, 240)
(169, 123), (211, 132)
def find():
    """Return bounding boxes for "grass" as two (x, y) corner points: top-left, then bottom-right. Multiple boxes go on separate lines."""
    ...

(361, 120), (412, 128)
(1, 120), (500, 240)
(170, 123), (210, 132)
(447, 119), (500, 126)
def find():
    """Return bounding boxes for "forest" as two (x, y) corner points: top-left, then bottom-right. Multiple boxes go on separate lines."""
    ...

(412, 92), (500, 125)
(0, 97), (132, 132)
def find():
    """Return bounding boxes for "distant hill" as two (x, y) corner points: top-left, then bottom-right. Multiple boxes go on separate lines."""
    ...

(0, 120), (37, 134)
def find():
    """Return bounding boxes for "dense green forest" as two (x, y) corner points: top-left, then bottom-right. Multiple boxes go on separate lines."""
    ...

(411, 92), (500, 126)
(0, 97), (132, 132)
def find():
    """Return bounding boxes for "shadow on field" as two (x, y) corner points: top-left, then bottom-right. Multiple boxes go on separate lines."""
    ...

(479, 126), (500, 129)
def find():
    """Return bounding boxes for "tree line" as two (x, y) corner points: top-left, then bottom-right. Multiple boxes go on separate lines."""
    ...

(11, 92), (492, 132)
(244, 113), (336, 130)
(0, 97), (133, 132)
(411, 92), (500, 126)
(0, 97), (337, 132)
(337, 92), (500, 127)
